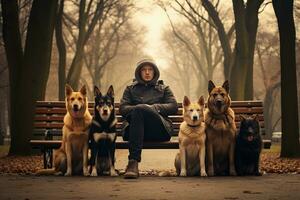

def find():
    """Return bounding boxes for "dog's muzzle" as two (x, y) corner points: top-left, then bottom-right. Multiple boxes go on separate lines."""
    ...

(73, 104), (80, 112)
(246, 127), (255, 141)
(102, 108), (109, 115)
(247, 134), (254, 142)
(192, 115), (199, 121)
(215, 99), (223, 109)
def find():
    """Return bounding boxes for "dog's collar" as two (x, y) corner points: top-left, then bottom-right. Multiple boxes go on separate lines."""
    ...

(187, 123), (201, 128)
(208, 112), (233, 127)
(187, 121), (204, 128)
(211, 113), (227, 120)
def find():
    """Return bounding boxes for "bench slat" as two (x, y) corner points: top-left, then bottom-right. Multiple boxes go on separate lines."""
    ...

(30, 139), (271, 150)
(35, 107), (263, 116)
(34, 115), (265, 122)
(33, 121), (265, 130)
(36, 101), (263, 108)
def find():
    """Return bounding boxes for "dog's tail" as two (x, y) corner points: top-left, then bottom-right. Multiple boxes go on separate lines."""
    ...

(35, 168), (58, 176)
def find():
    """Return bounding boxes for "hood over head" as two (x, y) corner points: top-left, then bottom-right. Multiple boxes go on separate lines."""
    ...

(135, 58), (160, 85)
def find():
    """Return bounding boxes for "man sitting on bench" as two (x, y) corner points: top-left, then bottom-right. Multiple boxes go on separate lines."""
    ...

(120, 58), (178, 179)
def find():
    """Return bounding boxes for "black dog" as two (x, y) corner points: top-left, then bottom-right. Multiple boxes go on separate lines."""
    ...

(235, 115), (262, 176)
(89, 85), (118, 176)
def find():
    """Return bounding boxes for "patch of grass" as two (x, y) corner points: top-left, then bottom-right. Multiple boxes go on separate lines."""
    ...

(263, 142), (281, 153)
(0, 145), (9, 157)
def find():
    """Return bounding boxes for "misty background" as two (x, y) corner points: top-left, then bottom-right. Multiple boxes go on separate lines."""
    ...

(0, 0), (300, 141)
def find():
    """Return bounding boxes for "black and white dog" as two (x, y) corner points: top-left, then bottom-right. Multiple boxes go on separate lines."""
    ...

(89, 85), (118, 176)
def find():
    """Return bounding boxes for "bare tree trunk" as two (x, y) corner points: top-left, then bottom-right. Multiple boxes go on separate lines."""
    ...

(55, 0), (66, 100)
(2, 0), (28, 155)
(2, 0), (58, 155)
(230, 0), (249, 100)
(202, 0), (232, 80)
(230, 0), (263, 100)
(66, 0), (106, 90)
(263, 82), (280, 139)
(244, 0), (263, 100)
(273, 0), (300, 157)
(24, 0), (58, 101)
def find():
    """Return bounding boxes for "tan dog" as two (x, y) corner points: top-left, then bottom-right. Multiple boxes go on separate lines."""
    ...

(36, 85), (92, 176)
(175, 96), (207, 177)
(205, 80), (237, 176)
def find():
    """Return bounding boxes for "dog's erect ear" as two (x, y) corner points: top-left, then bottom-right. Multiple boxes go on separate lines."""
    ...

(222, 80), (230, 93)
(208, 80), (215, 93)
(80, 85), (87, 96)
(183, 96), (191, 107)
(239, 115), (246, 122)
(65, 84), (73, 97)
(198, 95), (205, 106)
(94, 86), (102, 97)
(107, 85), (114, 98)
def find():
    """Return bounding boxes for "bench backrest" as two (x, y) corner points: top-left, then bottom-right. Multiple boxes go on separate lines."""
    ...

(33, 101), (265, 139)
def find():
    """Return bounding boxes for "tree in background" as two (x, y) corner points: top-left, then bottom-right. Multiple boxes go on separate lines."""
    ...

(1, 0), (57, 155)
(162, 27), (197, 98)
(159, 0), (229, 96)
(55, 0), (67, 100)
(160, 0), (265, 100)
(202, 0), (264, 100)
(255, 30), (281, 139)
(273, 0), (300, 157)
(55, 0), (135, 98)
(166, 25), (209, 96)
(0, 4), (9, 144)
(229, 0), (264, 100)
(83, 1), (135, 92)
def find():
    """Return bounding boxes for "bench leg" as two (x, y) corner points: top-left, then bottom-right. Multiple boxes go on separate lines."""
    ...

(43, 148), (53, 169)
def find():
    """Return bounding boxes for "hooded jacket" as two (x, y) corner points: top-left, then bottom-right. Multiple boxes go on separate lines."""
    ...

(119, 59), (178, 136)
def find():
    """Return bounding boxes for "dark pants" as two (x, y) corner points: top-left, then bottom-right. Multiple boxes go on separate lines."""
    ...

(123, 105), (171, 162)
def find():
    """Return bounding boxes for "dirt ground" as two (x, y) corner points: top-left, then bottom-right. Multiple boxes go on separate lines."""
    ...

(0, 144), (299, 199)
(0, 174), (299, 200)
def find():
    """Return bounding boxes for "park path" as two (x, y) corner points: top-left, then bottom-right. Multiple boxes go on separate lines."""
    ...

(0, 174), (299, 200)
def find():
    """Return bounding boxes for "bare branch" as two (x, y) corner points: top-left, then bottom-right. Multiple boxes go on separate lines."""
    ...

(271, 116), (281, 133)
(164, 9), (208, 80)
(62, 16), (78, 45)
(184, 0), (217, 29)
(259, 1), (272, 14)
(62, 12), (77, 27)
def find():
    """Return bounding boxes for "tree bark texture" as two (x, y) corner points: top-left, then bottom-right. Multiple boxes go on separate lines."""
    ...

(273, 0), (300, 157)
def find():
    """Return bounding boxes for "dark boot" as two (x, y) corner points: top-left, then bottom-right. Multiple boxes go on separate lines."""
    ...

(124, 159), (139, 179)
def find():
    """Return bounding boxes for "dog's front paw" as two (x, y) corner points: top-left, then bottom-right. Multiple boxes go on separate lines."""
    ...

(230, 169), (237, 176)
(207, 169), (214, 176)
(200, 170), (207, 177)
(64, 171), (72, 176)
(83, 167), (90, 177)
(179, 170), (187, 177)
(110, 170), (119, 177)
(83, 171), (90, 177)
(54, 171), (64, 176)
(91, 167), (98, 177)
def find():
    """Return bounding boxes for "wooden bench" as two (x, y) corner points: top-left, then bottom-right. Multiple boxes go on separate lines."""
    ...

(30, 100), (271, 169)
